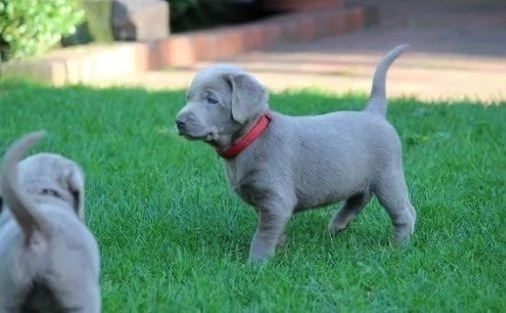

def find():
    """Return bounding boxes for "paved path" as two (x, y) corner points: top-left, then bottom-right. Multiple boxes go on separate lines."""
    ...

(100, 0), (506, 102)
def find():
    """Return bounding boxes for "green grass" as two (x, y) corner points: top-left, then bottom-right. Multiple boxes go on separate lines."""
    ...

(1, 81), (505, 312)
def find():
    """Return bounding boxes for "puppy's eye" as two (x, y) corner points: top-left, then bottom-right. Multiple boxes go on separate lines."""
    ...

(207, 97), (218, 105)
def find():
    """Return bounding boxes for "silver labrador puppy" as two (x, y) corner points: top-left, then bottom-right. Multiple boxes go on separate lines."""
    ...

(175, 44), (416, 263)
(0, 131), (100, 312)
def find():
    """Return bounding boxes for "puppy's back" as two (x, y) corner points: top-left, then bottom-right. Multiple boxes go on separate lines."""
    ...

(269, 112), (402, 209)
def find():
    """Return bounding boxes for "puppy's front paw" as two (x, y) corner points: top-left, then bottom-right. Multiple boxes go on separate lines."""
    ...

(248, 255), (271, 267)
(249, 237), (276, 264)
(328, 221), (348, 236)
(276, 233), (287, 249)
(392, 226), (414, 247)
(248, 246), (275, 264)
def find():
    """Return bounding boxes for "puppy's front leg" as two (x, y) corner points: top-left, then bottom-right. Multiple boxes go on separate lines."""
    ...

(249, 194), (295, 263)
(249, 207), (291, 263)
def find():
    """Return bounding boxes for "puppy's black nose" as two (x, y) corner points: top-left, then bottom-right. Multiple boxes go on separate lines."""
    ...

(175, 119), (186, 131)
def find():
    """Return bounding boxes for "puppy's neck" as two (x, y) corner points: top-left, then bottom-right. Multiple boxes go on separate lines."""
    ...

(216, 112), (272, 159)
(206, 115), (260, 150)
(232, 114), (263, 142)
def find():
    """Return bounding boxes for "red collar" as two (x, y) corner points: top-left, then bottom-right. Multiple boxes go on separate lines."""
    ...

(217, 112), (272, 159)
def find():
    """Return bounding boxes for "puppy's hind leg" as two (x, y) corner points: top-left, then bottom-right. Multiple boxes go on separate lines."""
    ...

(328, 192), (372, 235)
(0, 288), (20, 313)
(374, 169), (416, 245)
(49, 276), (100, 313)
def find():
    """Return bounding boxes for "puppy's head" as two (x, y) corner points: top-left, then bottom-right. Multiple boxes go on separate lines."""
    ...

(175, 64), (269, 149)
(17, 153), (86, 221)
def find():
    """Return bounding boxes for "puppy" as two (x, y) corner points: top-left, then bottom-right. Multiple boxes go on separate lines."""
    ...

(0, 132), (100, 312)
(175, 44), (417, 263)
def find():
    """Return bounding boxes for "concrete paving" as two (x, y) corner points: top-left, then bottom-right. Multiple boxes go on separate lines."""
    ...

(97, 0), (506, 102)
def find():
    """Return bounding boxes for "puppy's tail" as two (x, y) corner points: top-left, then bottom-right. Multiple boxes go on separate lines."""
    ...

(364, 44), (409, 117)
(1, 131), (46, 245)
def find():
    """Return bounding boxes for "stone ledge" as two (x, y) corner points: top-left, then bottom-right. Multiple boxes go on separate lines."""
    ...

(0, 4), (374, 85)
(1, 43), (148, 86)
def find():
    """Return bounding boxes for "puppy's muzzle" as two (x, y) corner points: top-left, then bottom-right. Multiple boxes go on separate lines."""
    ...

(175, 110), (192, 134)
(174, 112), (202, 138)
(175, 119), (187, 133)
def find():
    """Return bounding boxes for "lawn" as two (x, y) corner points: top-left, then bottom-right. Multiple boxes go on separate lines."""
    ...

(1, 81), (505, 312)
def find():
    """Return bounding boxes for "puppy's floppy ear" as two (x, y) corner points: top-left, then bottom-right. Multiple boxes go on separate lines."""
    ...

(227, 73), (268, 124)
(65, 164), (85, 220)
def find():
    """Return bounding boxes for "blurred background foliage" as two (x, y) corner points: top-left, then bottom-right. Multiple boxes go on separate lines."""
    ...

(1, 0), (270, 61)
